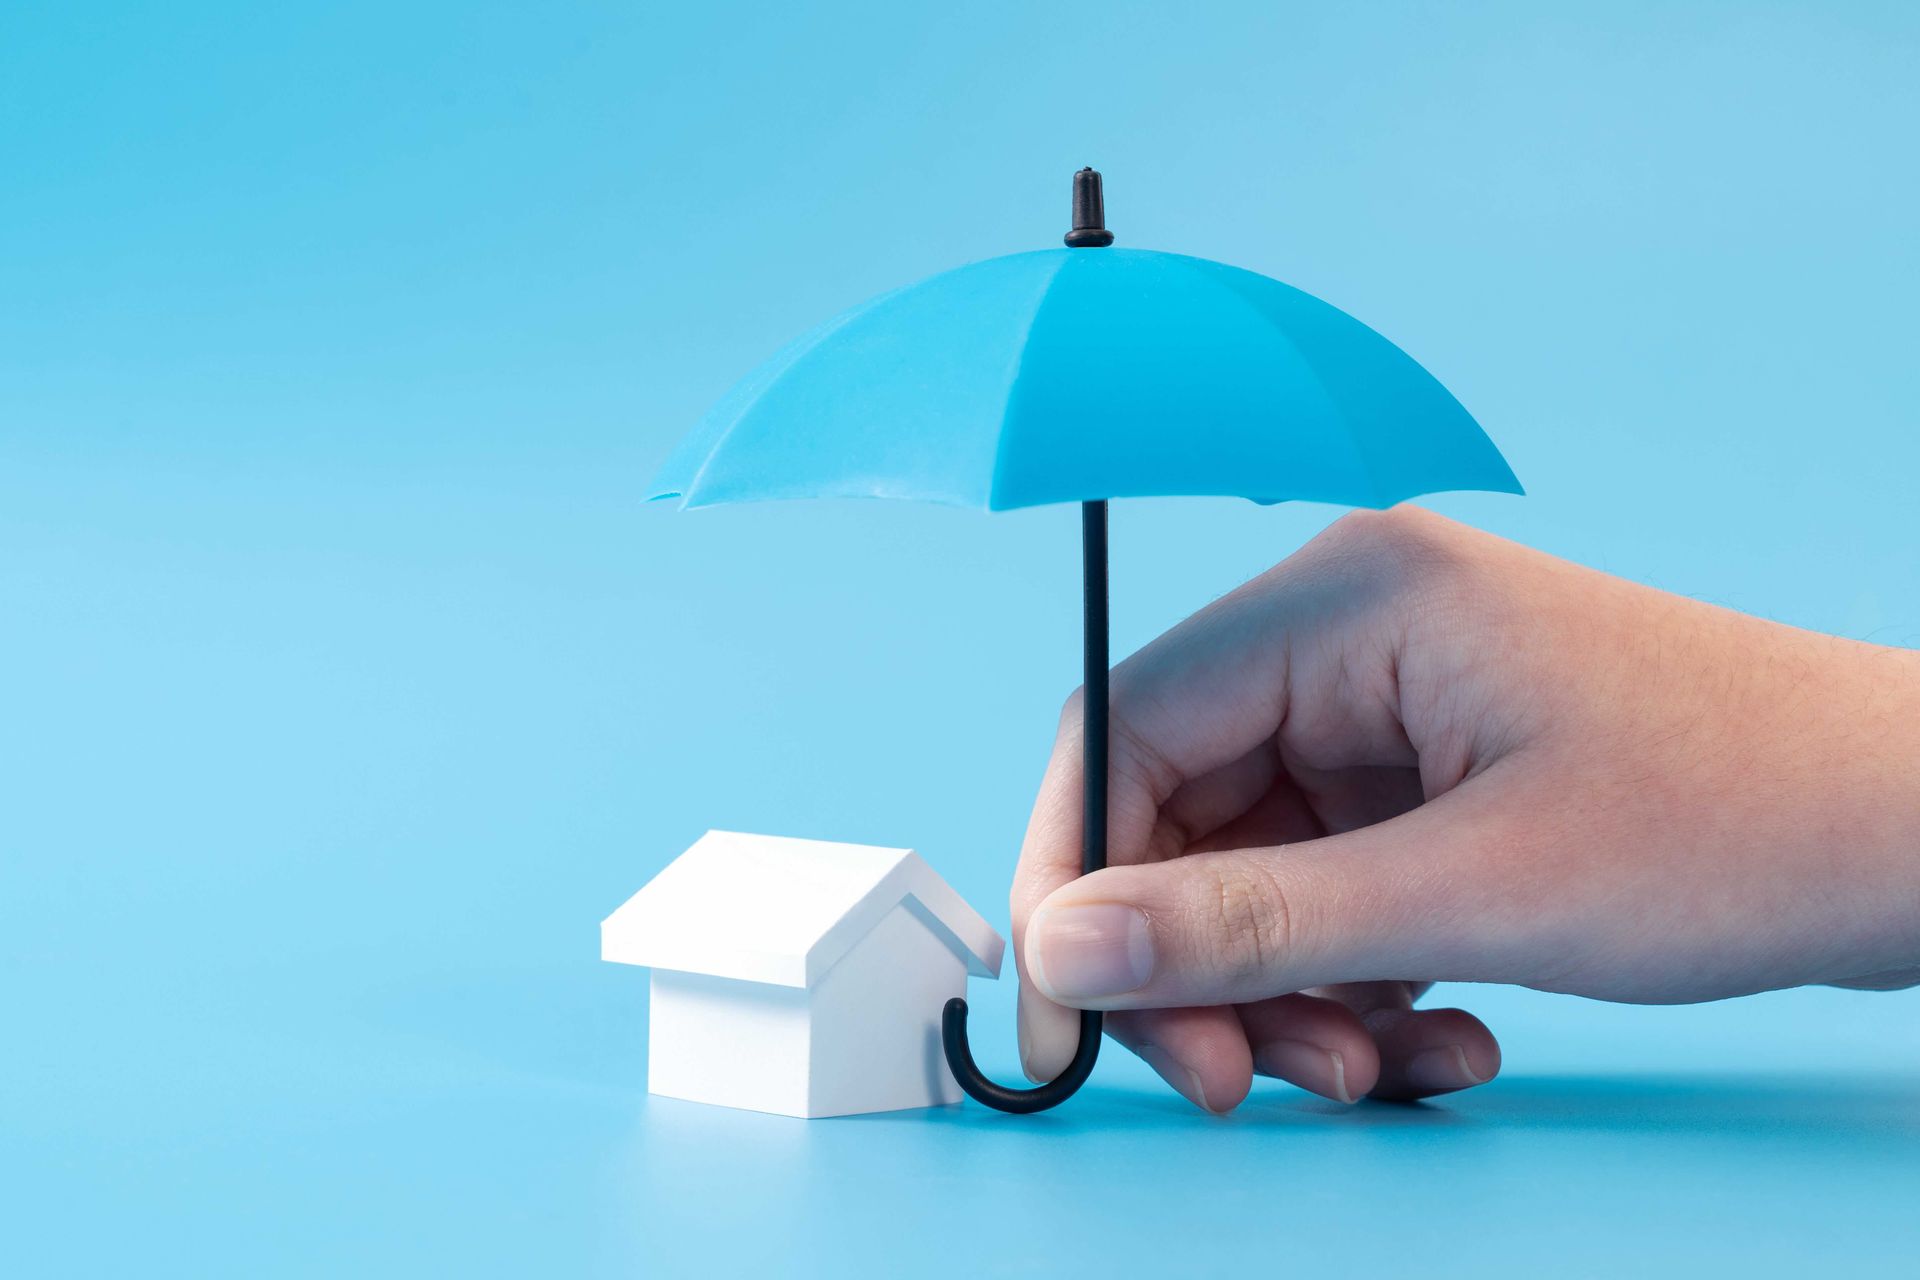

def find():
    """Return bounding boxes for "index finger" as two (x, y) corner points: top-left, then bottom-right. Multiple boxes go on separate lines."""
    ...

(1012, 575), (1296, 932)
(1010, 580), (1299, 1078)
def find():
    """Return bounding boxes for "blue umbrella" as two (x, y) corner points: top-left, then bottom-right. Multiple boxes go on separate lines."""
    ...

(652, 170), (1521, 1113)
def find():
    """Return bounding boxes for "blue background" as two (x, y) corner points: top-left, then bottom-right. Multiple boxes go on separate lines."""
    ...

(5, 2), (1919, 1275)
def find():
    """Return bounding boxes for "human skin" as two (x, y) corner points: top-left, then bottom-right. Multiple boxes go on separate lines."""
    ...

(1012, 506), (1920, 1112)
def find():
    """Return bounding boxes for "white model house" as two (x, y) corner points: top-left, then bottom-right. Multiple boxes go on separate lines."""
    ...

(601, 830), (1005, 1118)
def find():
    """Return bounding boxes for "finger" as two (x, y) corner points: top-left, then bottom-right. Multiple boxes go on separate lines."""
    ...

(1016, 964), (1081, 1083)
(1104, 1005), (1253, 1115)
(1011, 688), (1284, 935)
(1280, 756), (1427, 840)
(1011, 524), (1422, 934)
(1016, 732), (1295, 1079)
(1184, 763), (1326, 855)
(1025, 779), (1529, 1011)
(1011, 693), (1091, 923)
(1303, 979), (1424, 1015)
(1236, 993), (1380, 1103)
(1144, 738), (1285, 863)
(1013, 700), (1096, 1080)
(1362, 1005), (1502, 1101)
(1021, 761), (1334, 1082)
(1011, 520), (1440, 1080)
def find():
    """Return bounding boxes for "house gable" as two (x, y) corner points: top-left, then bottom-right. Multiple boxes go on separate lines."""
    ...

(806, 901), (965, 1116)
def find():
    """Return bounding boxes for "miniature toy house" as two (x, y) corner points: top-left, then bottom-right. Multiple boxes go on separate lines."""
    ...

(602, 831), (1005, 1118)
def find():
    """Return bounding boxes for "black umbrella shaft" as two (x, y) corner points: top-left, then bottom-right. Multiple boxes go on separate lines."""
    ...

(938, 501), (1109, 1113)
(1082, 500), (1109, 878)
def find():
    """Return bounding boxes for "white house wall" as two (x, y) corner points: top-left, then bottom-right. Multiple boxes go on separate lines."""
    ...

(648, 970), (812, 1117)
(806, 901), (966, 1117)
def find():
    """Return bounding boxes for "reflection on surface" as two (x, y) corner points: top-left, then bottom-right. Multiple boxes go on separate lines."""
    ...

(623, 1072), (1920, 1275)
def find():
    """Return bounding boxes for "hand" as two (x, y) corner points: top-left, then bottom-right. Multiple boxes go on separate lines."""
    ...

(1012, 507), (1920, 1112)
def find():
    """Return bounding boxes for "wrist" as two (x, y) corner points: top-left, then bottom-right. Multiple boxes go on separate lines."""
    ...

(1817, 640), (1920, 983)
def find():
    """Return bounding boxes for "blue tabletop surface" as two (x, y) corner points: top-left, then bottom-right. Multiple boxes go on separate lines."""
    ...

(6, 2), (1920, 1275)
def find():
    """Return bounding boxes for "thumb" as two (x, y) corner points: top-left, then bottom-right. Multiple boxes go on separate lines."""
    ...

(1023, 788), (1524, 1009)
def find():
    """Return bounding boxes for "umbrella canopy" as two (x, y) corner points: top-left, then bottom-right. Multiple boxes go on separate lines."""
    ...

(650, 170), (1520, 1116)
(650, 248), (1520, 512)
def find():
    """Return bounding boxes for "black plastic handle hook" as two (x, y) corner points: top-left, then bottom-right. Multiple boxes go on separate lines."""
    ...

(942, 1001), (1102, 1114)
(942, 500), (1111, 1113)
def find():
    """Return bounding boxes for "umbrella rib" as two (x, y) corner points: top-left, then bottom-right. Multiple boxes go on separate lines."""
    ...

(983, 253), (1077, 512)
(1167, 253), (1391, 509)
(673, 288), (901, 506)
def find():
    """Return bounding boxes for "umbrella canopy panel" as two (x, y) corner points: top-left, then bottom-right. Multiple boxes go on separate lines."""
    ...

(650, 247), (1521, 513)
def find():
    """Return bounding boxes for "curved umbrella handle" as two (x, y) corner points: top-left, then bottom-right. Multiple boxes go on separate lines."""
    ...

(939, 499), (1111, 1114)
(943, 1001), (1101, 1113)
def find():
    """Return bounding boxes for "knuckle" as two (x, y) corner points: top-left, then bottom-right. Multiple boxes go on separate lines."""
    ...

(1321, 506), (1467, 587)
(1057, 685), (1086, 731)
(1197, 858), (1294, 988)
(1108, 708), (1180, 806)
(1313, 507), (1508, 640)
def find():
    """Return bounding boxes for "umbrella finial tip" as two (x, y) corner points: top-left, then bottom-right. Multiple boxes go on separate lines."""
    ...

(1065, 168), (1114, 249)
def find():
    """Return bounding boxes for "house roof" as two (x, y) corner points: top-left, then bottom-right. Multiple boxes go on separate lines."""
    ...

(600, 830), (1006, 989)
